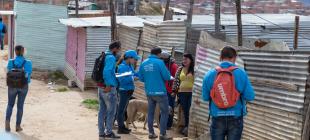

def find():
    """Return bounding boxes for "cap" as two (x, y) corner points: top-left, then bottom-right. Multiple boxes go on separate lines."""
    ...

(160, 51), (171, 59)
(124, 50), (141, 60)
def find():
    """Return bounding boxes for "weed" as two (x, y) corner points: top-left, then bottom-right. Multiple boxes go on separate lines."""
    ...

(82, 99), (99, 110)
(56, 87), (69, 92)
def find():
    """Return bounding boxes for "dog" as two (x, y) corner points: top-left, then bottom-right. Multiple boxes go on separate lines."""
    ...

(126, 99), (172, 130)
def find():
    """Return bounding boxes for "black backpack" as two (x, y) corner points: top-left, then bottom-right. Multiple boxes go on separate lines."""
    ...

(91, 52), (108, 83)
(7, 60), (27, 88)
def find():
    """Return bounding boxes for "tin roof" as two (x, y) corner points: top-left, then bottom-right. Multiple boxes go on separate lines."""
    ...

(0, 11), (14, 15)
(59, 16), (146, 28)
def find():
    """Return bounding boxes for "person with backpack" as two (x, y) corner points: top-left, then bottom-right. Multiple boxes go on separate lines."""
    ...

(202, 46), (255, 140)
(159, 52), (178, 130)
(5, 45), (32, 132)
(172, 53), (195, 137)
(96, 41), (121, 139)
(0, 17), (7, 50)
(139, 47), (172, 140)
(116, 50), (140, 134)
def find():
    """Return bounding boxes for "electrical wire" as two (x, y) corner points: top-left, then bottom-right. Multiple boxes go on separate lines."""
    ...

(229, 1), (310, 41)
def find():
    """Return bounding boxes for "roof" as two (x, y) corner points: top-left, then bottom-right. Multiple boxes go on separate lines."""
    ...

(68, 1), (95, 8)
(0, 11), (14, 15)
(59, 16), (146, 28)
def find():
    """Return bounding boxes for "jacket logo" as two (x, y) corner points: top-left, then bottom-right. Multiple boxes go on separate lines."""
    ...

(217, 83), (229, 106)
(144, 64), (154, 72)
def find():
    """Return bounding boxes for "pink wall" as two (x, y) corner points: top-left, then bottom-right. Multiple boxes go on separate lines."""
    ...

(66, 27), (78, 69)
(66, 27), (86, 83)
(76, 28), (86, 82)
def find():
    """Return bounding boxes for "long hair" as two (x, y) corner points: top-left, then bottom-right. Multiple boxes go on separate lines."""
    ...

(183, 53), (194, 75)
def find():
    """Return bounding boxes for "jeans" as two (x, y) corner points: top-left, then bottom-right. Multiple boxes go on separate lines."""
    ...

(117, 90), (133, 129)
(147, 95), (169, 136)
(178, 92), (192, 127)
(211, 116), (244, 140)
(167, 93), (175, 128)
(6, 85), (29, 125)
(98, 87), (117, 135)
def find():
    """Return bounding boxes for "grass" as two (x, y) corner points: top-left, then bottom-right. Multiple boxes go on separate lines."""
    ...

(48, 70), (67, 81)
(56, 87), (69, 92)
(82, 99), (99, 110)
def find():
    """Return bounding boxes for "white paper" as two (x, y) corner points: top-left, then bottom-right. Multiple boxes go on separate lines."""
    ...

(116, 71), (133, 78)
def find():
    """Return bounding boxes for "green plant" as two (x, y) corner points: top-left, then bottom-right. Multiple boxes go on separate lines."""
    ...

(56, 87), (69, 92)
(82, 99), (99, 110)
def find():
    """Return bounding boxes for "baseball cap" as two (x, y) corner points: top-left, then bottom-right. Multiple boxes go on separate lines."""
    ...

(124, 50), (141, 60)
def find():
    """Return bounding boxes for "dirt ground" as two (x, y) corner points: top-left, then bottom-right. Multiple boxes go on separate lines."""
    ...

(0, 50), (188, 140)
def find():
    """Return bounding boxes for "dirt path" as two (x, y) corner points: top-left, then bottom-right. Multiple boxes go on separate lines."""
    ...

(0, 50), (187, 140)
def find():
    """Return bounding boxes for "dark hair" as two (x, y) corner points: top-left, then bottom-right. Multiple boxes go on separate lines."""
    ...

(183, 53), (194, 75)
(151, 47), (162, 55)
(109, 41), (121, 50)
(15, 45), (24, 56)
(0, 17), (2, 22)
(220, 46), (237, 60)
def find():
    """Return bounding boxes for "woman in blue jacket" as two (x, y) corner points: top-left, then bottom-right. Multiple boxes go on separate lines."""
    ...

(116, 50), (140, 134)
(6, 45), (32, 132)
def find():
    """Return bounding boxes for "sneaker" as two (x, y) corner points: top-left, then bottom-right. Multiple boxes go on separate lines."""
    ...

(181, 127), (188, 137)
(159, 135), (173, 140)
(123, 127), (131, 132)
(99, 134), (105, 138)
(148, 134), (158, 139)
(105, 132), (121, 139)
(117, 128), (130, 134)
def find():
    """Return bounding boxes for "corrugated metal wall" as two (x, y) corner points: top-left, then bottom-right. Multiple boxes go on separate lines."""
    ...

(76, 28), (87, 90)
(64, 27), (78, 82)
(188, 32), (310, 140)
(142, 21), (186, 54)
(84, 27), (111, 88)
(118, 24), (142, 52)
(15, 1), (67, 70)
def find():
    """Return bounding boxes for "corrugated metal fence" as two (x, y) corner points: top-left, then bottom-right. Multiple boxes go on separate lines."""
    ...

(15, 1), (67, 70)
(188, 33), (310, 140)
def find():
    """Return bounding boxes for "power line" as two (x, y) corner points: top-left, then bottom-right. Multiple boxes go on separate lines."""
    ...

(230, 1), (310, 41)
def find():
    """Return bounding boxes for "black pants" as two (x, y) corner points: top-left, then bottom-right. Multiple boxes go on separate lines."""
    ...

(178, 92), (192, 127)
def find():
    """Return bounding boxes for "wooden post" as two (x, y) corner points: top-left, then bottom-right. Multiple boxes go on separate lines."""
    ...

(136, 0), (140, 14)
(215, 0), (221, 33)
(110, 0), (117, 41)
(185, 0), (194, 53)
(163, 0), (171, 21)
(236, 0), (242, 46)
(75, 0), (79, 17)
(294, 16), (300, 50)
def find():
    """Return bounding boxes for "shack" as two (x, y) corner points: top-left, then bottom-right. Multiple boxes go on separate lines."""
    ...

(188, 31), (310, 140)
(59, 16), (145, 90)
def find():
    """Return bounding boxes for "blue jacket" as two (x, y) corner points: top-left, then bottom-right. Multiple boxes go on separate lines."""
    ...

(7, 56), (32, 83)
(202, 61), (255, 117)
(139, 55), (171, 96)
(0, 22), (6, 37)
(117, 61), (137, 91)
(103, 50), (118, 87)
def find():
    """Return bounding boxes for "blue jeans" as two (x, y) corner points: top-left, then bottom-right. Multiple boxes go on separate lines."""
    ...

(6, 85), (29, 125)
(117, 90), (133, 129)
(167, 93), (175, 128)
(147, 95), (169, 136)
(211, 116), (243, 140)
(178, 92), (192, 127)
(98, 87), (117, 135)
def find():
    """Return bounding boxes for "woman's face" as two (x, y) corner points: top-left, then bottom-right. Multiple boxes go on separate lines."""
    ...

(182, 57), (191, 67)
(129, 58), (136, 65)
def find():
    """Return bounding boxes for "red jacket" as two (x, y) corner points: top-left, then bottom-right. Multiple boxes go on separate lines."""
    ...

(165, 62), (178, 94)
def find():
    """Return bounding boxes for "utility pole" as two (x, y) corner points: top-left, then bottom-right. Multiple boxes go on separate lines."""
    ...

(294, 16), (299, 50)
(215, 0), (221, 33)
(236, 0), (242, 46)
(75, 0), (79, 17)
(185, 0), (194, 53)
(163, 0), (171, 21)
(110, 0), (117, 41)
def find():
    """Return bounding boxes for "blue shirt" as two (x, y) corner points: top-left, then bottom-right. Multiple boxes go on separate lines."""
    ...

(0, 22), (5, 37)
(139, 55), (171, 96)
(117, 61), (137, 91)
(202, 61), (255, 117)
(103, 50), (118, 87)
(7, 56), (33, 83)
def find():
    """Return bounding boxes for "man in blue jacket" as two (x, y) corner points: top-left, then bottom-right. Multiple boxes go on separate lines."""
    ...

(0, 17), (6, 50)
(202, 46), (255, 140)
(139, 47), (172, 140)
(98, 41), (121, 139)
